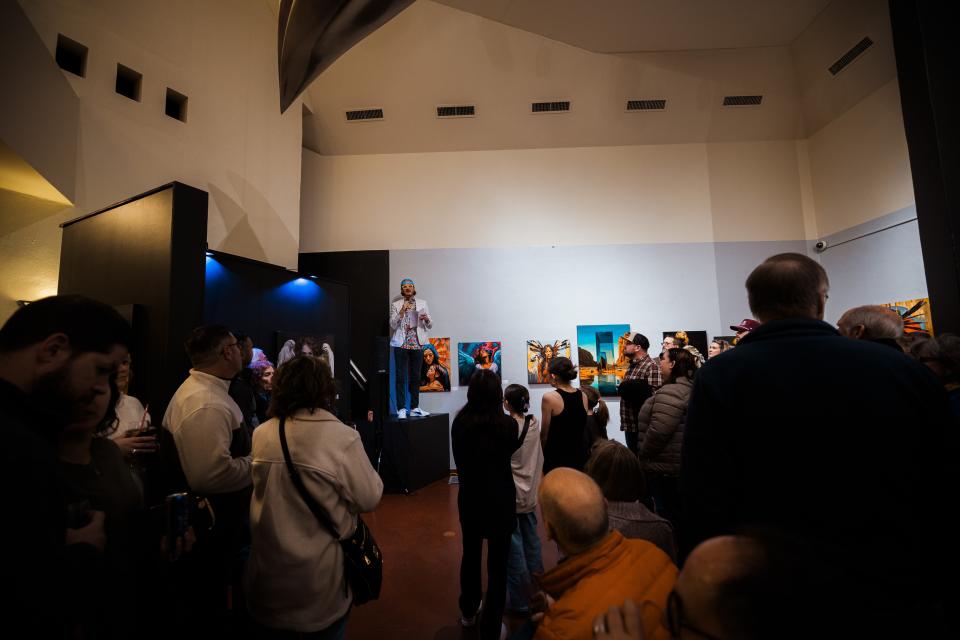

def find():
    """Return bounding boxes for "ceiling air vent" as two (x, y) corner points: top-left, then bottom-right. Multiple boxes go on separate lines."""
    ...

(627, 99), (667, 111)
(829, 37), (874, 76)
(532, 101), (570, 113)
(437, 105), (476, 118)
(722, 95), (763, 107)
(345, 108), (384, 122)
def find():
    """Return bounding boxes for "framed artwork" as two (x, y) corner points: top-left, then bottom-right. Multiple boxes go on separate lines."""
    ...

(882, 298), (934, 335)
(527, 340), (571, 384)
(663, 330), (708, 359)
(576, 324), (630, 396)
(420, 337), (451, 392)
(275, 331), (335, 375)
(458, 341), (502, 385)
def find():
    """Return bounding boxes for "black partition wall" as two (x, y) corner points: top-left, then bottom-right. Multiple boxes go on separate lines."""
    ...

(59, 181), (352, 421)
(58, 182), (207, 418)
(203, 251), (352, 418)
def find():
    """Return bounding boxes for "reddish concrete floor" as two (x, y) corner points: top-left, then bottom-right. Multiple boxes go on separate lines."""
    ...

(346, 479), (560, 640)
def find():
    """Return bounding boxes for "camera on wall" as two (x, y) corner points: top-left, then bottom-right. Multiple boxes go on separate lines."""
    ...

(814, 240), (828, 253)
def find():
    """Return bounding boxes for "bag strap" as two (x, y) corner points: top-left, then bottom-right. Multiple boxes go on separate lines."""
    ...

(278, 416), (342, 540)
(518, 414), (532, 446)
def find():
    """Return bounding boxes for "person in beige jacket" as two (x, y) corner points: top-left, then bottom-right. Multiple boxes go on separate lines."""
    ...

(245, 356), (383, 637)
(637, 348), (698, 525)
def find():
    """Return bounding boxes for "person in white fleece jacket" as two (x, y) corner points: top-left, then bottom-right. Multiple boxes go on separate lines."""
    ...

(245, 355), (383, 637)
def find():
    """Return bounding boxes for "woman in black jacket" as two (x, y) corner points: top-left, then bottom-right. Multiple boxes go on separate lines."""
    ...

(452, 369), (521, 640)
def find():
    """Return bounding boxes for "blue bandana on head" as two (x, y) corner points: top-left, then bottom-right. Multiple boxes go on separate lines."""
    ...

(401, 278), (415, 287)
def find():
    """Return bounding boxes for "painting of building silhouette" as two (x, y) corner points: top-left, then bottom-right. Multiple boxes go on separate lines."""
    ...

(576, 324), (630, 396)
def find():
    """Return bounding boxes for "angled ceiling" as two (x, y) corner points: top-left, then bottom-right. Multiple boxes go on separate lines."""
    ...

(302, 0), (897, 156)
(433, 0), (833, 53)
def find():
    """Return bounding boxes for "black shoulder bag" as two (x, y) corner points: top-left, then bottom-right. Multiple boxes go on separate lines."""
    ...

(278, 417), (383, 605)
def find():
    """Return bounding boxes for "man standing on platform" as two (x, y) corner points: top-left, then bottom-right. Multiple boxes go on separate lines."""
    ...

(389, 278), (433, 419)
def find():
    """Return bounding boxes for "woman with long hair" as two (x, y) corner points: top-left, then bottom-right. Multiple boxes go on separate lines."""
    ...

(452, 369), (521, 640)
(637, 348), (698, 524)
(245, 355), (382, 638)
(580, 384), (609, 444)
(540, 357), (590, 473)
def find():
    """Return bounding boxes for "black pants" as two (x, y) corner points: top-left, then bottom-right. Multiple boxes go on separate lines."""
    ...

(624, 430), (639, 455)
(393, 347), (420, 412)
(647, 473), (681, 526)
(460, 529), (511, 640)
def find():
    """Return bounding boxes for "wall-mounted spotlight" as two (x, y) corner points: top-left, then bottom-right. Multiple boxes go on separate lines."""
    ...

(309, 274), (317, 279)
(205, 250), (214, 257)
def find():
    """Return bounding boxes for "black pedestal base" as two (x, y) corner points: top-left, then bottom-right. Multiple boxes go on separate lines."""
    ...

(378, 413), (450, 493)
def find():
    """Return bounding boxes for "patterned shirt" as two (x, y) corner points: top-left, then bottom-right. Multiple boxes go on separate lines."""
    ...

(620, 354), (663, 433)
(401, 305), (421, 349)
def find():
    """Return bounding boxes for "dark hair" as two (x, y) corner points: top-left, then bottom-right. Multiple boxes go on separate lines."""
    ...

(746, 253), (829, 321)
(465, 368), (503, 413)
(184, 325), (232, 367)
(97, 375), (122, 437)
(585, 440), (645, 502)
(232, 330), (250, 344)
(268, 355), (337, 418)
(663, 348), (697, 384)
(296, 336), (322, 355)
(504, 383), (530, 415)
(548, 356), (577, 381)
(631, 333), (650, 351)
(0, 295), (132, 355)
(580, 385), (609, 429)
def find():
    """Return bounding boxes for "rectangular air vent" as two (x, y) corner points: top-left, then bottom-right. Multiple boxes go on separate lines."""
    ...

(627, 99), (667, 111)
(532, 101), (570, 113)
(829, 37), (874, 75)
(345, 108), (384, 121)
(55, 34), (87, 77)
(165, 88), (188, 122)
(437, 105), (475, 118)
(115, 64), (142, 102)
(722, 95), (763, 107)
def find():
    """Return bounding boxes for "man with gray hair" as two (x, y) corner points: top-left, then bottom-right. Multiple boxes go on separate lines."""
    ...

(837, 305), (904, 351)
(529, 468), (676, 640)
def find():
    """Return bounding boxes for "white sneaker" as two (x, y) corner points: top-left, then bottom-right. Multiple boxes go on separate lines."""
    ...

(410, 407), (430, 417)
(460, 599), (482, 627)
(396, 409), (407, 420)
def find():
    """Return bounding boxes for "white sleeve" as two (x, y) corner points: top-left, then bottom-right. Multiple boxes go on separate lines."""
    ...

(420, 301), (433, 330)
(173, 406), (251, 494)
(389, 301), (402, 330)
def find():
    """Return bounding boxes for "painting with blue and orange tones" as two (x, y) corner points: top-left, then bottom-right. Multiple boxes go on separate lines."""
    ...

(527, 340), (571, 385)
(458, 341), (502, 386)
(420, 338), (452, 392)
(882, 298), (934, 335)
(576, 324), (631, 396)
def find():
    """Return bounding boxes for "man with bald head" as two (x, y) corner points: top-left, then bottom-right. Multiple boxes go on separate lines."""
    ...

(531, 468), (675, 640)
(837, 304), (904, 351)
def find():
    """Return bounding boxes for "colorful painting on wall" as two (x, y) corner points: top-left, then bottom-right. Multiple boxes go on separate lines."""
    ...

(420, 337), (451, 392)
(527, 340), (571, 385)
(663, 330), (708, 362)
(458, 341), (503, 386)
(882, 298), (934, 335)
(576, 324), (631, 396)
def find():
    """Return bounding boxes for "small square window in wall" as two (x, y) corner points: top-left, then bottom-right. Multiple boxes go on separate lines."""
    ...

(165, 88), (188, 122)
(55, 34), (88, 77)
(115, 64), (142, 102)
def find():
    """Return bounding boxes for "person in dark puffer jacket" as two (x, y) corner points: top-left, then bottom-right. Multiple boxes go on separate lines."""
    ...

(636, 348), (697, 525)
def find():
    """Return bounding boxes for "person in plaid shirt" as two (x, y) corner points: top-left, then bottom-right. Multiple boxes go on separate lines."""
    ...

(617, 332), (662, 454)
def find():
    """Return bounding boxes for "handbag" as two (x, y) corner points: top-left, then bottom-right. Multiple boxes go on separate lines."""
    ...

(278, 416), (383, 605)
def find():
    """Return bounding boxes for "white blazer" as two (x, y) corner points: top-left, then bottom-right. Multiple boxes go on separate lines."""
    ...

(389, 297), (432, 347)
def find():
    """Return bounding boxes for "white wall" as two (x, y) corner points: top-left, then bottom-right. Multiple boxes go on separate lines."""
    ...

(0, 0), (303, 321)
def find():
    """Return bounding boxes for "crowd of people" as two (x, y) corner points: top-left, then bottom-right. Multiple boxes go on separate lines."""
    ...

(0, 251), (954, 639)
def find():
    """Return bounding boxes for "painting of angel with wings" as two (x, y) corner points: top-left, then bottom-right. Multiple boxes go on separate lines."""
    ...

(458, 341), (503, 385)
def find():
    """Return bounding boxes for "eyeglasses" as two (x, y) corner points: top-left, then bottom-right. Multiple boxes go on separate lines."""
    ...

(665, 591), (723, 640)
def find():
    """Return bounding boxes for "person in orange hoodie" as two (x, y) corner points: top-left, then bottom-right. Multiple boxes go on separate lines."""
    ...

(530, 468), (676, 640)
